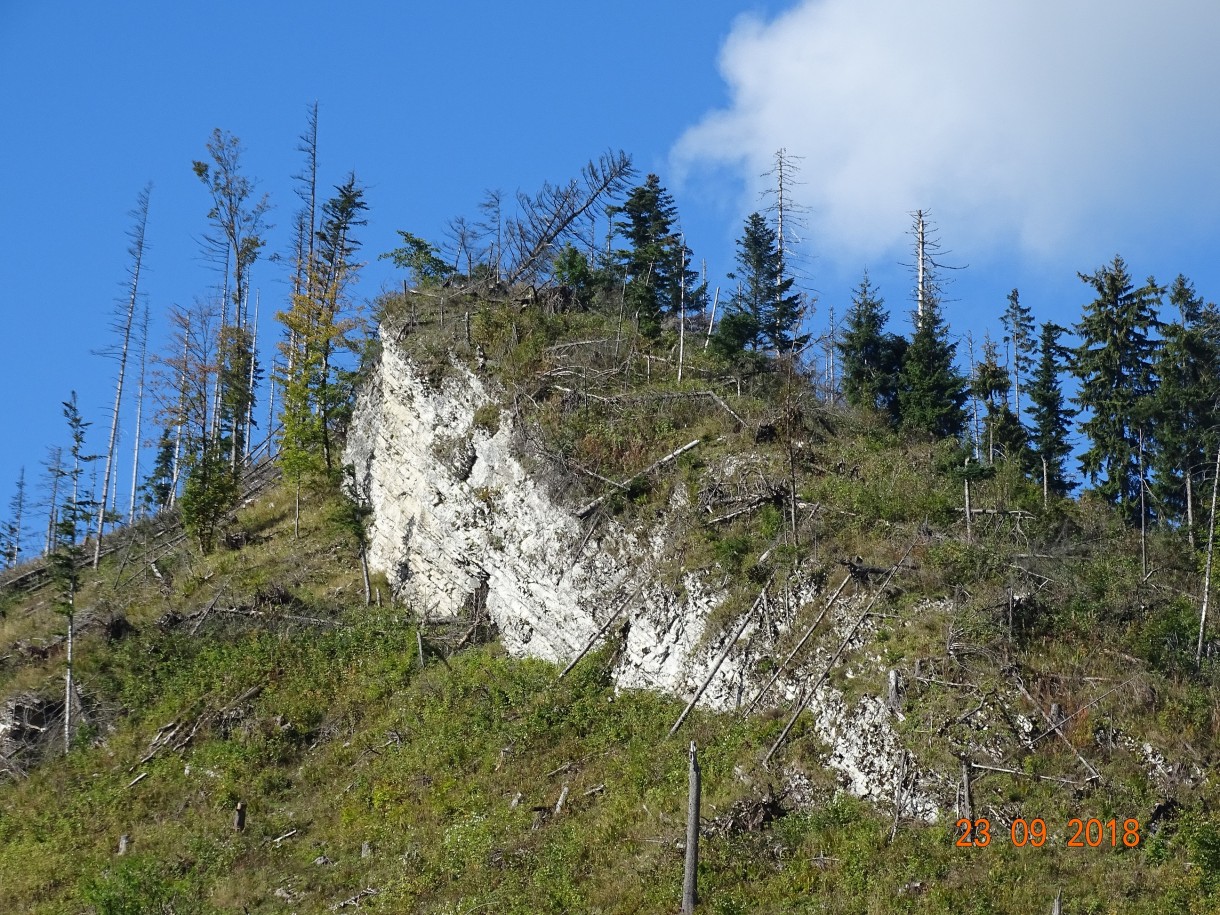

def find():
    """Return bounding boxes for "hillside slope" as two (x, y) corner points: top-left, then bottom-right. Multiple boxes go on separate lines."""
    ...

(0, 290), (1218, 913)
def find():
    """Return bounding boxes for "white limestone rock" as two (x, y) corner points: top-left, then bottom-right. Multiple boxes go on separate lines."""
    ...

(344, 330), (939, 819)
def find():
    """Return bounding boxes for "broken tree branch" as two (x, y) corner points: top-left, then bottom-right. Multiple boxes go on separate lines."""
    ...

(668, 576), (772, 738)
(577, 439), (701, 519)
(558, 583), (645, 680)
(763, 541), (916, 766)
(744, 573), (852, 714)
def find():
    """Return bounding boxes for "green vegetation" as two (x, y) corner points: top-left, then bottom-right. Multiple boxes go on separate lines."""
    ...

(2, 422), (1219, 912)
(7, 150), (1220, 913)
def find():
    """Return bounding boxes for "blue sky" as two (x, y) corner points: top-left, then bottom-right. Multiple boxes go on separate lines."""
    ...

(3, 0), (1220, 552)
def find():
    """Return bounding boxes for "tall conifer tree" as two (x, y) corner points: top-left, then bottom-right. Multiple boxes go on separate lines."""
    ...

(611, 175), (701, 333)
(1027, 322), (1075, 497)
(724, 212), (806, 354)
(1149, 275), (1220, 535)
(973, 336), (1025, 462)
(1, 468), (25, 568)
(1072, 256), (1162, 520)
(897, 296), (968, 439)
(1000, 288), (1036, 415)
(278, 174), (368, 479)
(837, 272), (906, 422)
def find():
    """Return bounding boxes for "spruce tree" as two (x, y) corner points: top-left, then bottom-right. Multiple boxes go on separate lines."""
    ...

(1027, 322), (1075, 497)
(49, 393), (94, 752)
(837, 272), (906, 422)
(1073, 256), (1163, 520)
(973, 336), (1026, 463)
(610, 175), (701, 334)
(897, 294), (968, 439)
(724, 212), (806, 354)
(278, 175), (368, 482)
(1000, 288), (1036, 414)
(1149, 275), (1220, 535)
(143, 427), (177, 513)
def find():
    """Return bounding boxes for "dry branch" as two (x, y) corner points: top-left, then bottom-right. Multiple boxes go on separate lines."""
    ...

(576, 439), (701, 519)
(1012, 677), (1100, 781)
(668, 577), (772, 738)
(330, 888), (379, 911)
(558, 583), (644, 680)
(744, 573), (851, 714)
(763, 541), (916, 766)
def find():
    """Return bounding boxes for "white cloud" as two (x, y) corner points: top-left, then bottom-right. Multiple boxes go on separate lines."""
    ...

(674, 0), (1220, 267)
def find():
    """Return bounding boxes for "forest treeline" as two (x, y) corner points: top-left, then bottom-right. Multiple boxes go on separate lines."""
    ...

(3, 106), (1220, 594)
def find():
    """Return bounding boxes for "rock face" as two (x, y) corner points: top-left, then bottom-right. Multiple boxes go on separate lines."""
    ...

(344, 331), (939, 820)
(345, 335), (738, 703)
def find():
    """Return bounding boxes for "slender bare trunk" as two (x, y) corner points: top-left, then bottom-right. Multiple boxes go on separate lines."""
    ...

(168, 320), (190, 510)
(267, 355), (277, 460)
(360, 543), (371, 607)
(1196, 443), (1220, 666)
(244, 292), (260, 463)
(682, 742), (701, 914)
(1187, 468), (1197, 550)
(94, 186), (150, 566)
(704, 286), (720, 350)
(6, 467), (25, 567)
(678, 237), (685, 383)
(44, 449), (62, 554)
(1139, 428), (1147, 578)
(64, 608), (74, 754)
(128, 305), (150, 522)
(966, 332), (981, 461)
(210, 253), (229, 444)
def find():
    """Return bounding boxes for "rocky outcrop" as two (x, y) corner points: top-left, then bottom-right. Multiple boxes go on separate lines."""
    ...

(344, 331), (940, 819)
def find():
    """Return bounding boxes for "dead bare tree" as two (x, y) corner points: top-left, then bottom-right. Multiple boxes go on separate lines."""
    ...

(503, 150), (633, 286)
(127, 304), (150, 522)
(94, 184), (151, 567)
(682, 741), (701, 914)
(760, 148), (807, 280)
(1197, 441), (1220, 665)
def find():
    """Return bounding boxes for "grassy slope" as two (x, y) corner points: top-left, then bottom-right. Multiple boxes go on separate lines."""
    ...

(1, 292), (1219, 913)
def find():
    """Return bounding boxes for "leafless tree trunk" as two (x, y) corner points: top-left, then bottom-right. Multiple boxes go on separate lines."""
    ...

(1196, 442), (1220, 666)
(966, 332), (981, 460)
(678, 236), (686, 383)
(94, 185), (151, 567)
(43, 447), (63, 555)
(296, 102), (319, 302)
(168, 316), (191, 509)
(128, 305), (150, 522)
(682, 741), (701, 914)
(1139, 427), (1148, 578)
(959, 760), (973, 820)
(4, 467), (26, 567)
(762, 148), (805, 279)
(704, 287), (719, 350)
(1186, 468), (1197, 550)
(243, 292), (260, 463)
(64, 608), (74, 754)
(964, 473), (973, 544)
